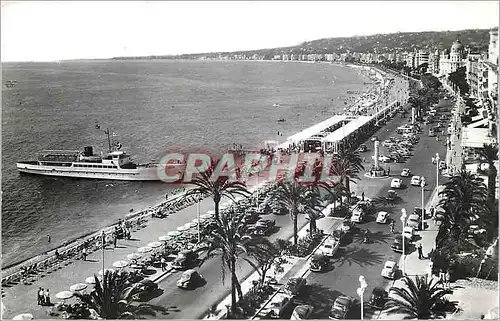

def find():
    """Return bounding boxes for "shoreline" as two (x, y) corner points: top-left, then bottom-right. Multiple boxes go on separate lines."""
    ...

(1, 63), (397, 277)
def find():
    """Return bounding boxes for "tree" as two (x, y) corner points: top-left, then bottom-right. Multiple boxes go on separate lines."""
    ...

(448, 66), (469, 95)
(201, 210), (274, 316)
(271, 180), (322, 245)
(384, 275), (454, 319)
(330, 145), (364, 200)
(74, 271), (167, 319)
(477, 143), (499, 206)
(250, 241), (289, 285)
(179, 161), (250, 222)
(437, 170), (488, 249)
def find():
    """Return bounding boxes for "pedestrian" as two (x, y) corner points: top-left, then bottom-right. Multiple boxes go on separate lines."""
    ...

(431, 156), (435, 164)
(44, 288), (51, 306)
(161, 257), (166, 271)
(82, 247), (87, 261)
(445, 270), (451, 288)
(113, 234), (117, 248)
(47, 235), (51, 243)
(429, 206), (435, 218)
(38, 287), (45, 305)
(439, 269), (446, 284)
(387, 167), (390, 176)
(417, 243), (423, 259)
(37, 287), (43, 305)
(390, 220), (395, 233)
(361, 191), (365, 201)
(362, 157), (366, 163)
(55, 249), (60, 260)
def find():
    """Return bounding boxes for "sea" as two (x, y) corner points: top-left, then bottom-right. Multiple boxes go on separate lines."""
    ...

(1, 60), (369, 268)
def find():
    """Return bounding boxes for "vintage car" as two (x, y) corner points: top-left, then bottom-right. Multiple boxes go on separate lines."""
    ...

(176, 269), (204, 289)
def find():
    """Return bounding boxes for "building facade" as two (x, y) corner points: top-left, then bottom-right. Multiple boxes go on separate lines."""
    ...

(439, 38), (468, 76)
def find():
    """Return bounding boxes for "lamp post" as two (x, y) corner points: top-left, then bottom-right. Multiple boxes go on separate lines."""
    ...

(420, 177), (426, 231)
(435, 153), (440, 188)
(101, 231), (106, 276)
(357, 276), (368, 320)
(197, 201), (201, 243)
(400, 209), (408, 275)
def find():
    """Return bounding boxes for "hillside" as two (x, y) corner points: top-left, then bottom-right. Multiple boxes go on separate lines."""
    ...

(112, 28), (495, 60)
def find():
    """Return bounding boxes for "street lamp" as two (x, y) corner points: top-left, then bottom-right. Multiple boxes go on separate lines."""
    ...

(420, 177), (426, 231)
(197, 201), (201, 243)
(101, 231), (106, 276)
(435, 153), (440, 188)
(357, 276), (368, 320)
(400, 209), (408, 275)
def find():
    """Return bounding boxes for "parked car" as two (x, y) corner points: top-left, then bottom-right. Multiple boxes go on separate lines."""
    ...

(400, 168), (412, 177)
(381, 260), (398, 279)
(368, 287), (388, 309)
(329, 295), (353, 319)
(310, 253), (329, 272)
(357, 144), (368, 152)
(376, 211), (390, 224)
(135, 279), (158, 298)
(402, 226), (415, 240)
(406, 216), (420, 231)
(176, 269), (204, 289)
(171, 250), (199, 270)
(410, 175), (421, 186)
(391, 234), (410, 253)
(390, 178), (402, 189)
(284, 277), (306, 296)
(321, 236), (341, 257)
(253, 218), (276, 236)
(291, 305), (314, 320)
(386, 190), (398, 201)
(350, 208), (364, 223)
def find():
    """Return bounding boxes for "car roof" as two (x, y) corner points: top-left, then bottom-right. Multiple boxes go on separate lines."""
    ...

(403, 226), (413, 231)
(335, 295), (351, 305)
(294, 305), (313, 316)
(408, 214), (419, 219)
(385, 261), (396, 267)
(411, 175), (420, 179)
(378, 211), (388, 215)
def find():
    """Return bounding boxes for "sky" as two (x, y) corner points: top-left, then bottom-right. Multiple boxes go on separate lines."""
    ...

(1, 1), (499, 62)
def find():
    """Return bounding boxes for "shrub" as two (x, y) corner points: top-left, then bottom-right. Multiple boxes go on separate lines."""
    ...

(330, 204), (350, 218)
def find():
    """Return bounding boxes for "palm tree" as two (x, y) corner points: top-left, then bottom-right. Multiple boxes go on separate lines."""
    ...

(201, 210), (274, 316)
(384, 275), (453, 319)
(74, 271), (167, 319)
(330, 146), (364, 200)
(180, 162), (250, 222)
(271, 180), (322, 245)
(477, 143), (498, 206)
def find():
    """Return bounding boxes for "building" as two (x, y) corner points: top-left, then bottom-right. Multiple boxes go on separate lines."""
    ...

(428, 50), (440, 75)
(406, 52), (416, 69)
(439, 38), (468, 76)
(416, 50), (430, 69)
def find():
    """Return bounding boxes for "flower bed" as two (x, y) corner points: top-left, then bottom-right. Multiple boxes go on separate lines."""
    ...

(235, 284), (276, 318)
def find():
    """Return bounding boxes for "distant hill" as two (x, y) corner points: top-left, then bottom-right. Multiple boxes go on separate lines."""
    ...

(112, 28), (495, 60)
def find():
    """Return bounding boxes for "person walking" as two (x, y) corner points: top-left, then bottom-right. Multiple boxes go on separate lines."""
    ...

(44, 288), (51, 306)
(38, 287), (45, 305)
(361, 191), (365, 201)
(445, 270), (451, 288)
(389, 220), (395, 234)
(113, 234), (117, 248)
(82, 247), (87, 261)
(387, 167), (391, 176)
(439, 269), (446, 284)
(417, 243), (423, 259)
(47, 235), (51, 243)
(37, 287), (43, 305)
(161, 257), (166, 271)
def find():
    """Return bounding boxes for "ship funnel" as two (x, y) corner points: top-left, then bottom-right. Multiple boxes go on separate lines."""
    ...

(83, 146), (94, 156)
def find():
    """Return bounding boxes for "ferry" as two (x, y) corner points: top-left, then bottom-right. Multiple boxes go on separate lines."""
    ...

(16, 127), (182, 181)
(16, 147), (174, 181)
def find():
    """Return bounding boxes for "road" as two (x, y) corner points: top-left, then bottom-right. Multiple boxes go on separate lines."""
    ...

(149, 213), (309, 319)
(295, 97), (453, 319)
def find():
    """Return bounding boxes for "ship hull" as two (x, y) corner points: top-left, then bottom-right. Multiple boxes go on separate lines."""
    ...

(16, 162), (178, 181)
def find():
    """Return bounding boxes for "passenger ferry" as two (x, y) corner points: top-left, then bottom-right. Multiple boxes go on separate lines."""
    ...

(16, 146), (176, 181)
(16, 127), (184, 181)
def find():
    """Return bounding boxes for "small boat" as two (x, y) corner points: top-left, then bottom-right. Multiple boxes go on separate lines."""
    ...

(273, 103), (280, 107)
(277, 118), (286, 123)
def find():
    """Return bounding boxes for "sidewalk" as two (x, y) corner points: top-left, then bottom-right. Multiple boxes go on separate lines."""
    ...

(1, 190), (254, 319)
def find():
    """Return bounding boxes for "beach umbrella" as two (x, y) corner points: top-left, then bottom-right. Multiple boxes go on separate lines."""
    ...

(112, 260), (129, 268)
(69, 283), (88, 292)
(147, 241), (162, 248)
(126, 253), (142, 260)
(158, 235), (171, 241)
(137, 246), (152, 253)
(177, 225), (189, 232)
(206, 210), (215, 215)
(85, 276), (97, 284)
(12, 314), (34, 320)
(184, 222), (197, 229)
(168, 231), (181, 237)
(55, 291), (74, 300)
(192, 218), (201, 224)
(98, 268), (115, 275)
